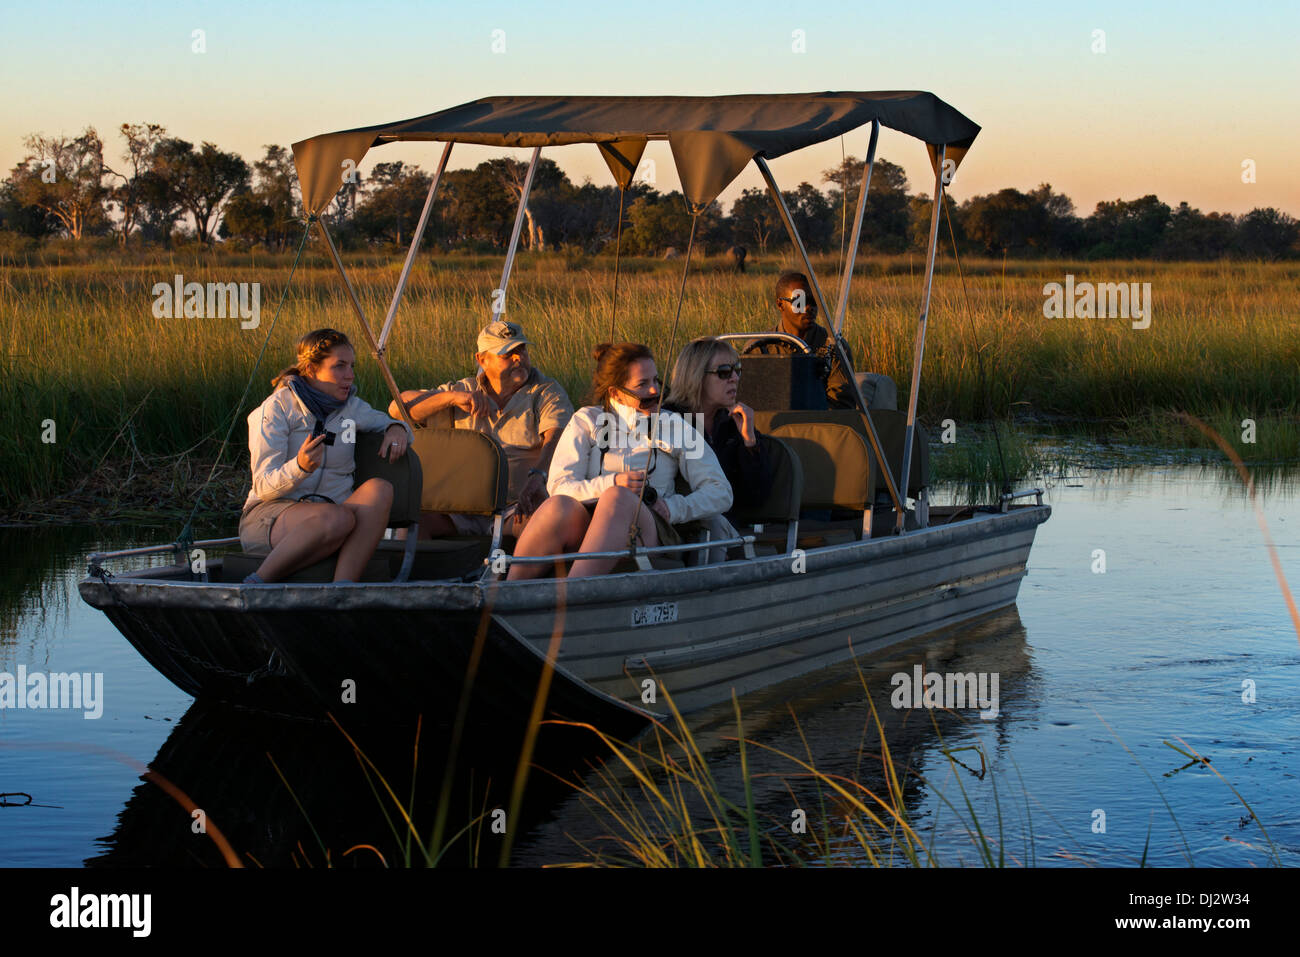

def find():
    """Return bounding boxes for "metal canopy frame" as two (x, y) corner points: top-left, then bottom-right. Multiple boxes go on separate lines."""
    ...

(311, 114), (954, 538)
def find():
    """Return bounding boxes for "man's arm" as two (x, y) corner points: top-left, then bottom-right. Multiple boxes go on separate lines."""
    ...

(391, 385), (492, 423)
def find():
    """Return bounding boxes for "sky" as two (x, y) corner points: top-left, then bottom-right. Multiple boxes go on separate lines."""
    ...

(2, 0), (1296, 217)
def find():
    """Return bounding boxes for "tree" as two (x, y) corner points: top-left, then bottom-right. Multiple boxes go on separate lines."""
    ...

(0, 176), (58, 237)
(106, 123), (166, 246)
(1084, 195), (1171, 258)
(1235, 207), (1299, 261)
(352, 161), (435, 247)
(251, 145), (300, 249)
(8, 128), (109, 239)
(822, 156), (911, 253)
(784, 182), (833, 252)
(729, 187), (779, 253)
(960, 184), (1080, 256)
(220, 145), (300, 248)
(626, 192), (695, 255)
(169, 141), (250, 244)
(1156, 202), (1236, 260)
(134, 137), (190, 245)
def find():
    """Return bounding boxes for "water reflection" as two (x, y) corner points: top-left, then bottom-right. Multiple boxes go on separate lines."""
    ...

(87, 703), (612, 868)
(510, 609), (1033, 866)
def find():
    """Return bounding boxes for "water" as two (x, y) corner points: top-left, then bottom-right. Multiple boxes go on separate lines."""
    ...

(1, 464), (1297, 867)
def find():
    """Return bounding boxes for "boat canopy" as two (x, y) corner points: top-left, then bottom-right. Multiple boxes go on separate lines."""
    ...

(291, 91), (980, 217)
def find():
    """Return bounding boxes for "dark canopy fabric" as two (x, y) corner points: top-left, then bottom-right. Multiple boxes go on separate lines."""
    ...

(292, 91), (979, 217)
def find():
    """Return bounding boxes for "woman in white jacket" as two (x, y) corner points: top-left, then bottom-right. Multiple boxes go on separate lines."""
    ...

(240, 328), (411, 583)
(507, 342), (731, 580)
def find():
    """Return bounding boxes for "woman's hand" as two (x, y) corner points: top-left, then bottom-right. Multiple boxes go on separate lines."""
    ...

(614, 469), (648, 492)
(650, 499), (671, 522)
(296, 433), (326, 473)
(729, 402), (757, 447)
(380, 424), (408, 463)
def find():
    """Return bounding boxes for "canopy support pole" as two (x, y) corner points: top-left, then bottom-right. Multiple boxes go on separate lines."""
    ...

(755, 154), (903, 528)
(899, 144), (947, 532)
(314, 216), (415, 429)
(378, 141), (452, 351)
(495, 147), (541, 320)
(831, 119), (878, 339)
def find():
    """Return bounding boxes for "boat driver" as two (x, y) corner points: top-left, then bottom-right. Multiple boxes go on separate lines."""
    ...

(391, 319), (574, 537)
(743, 271), (858, 410)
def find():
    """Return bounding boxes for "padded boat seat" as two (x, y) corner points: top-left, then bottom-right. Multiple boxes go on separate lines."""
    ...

(766, 421), (874, 542)
(728, 434), (804, 553)
(756, 409), (929, 498)
(411, 427), (509, 517)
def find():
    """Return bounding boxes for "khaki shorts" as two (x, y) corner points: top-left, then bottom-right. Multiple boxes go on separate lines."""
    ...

(239, 498), (302, 552)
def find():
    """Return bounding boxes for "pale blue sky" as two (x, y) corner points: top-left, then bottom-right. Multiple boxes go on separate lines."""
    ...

(3, 0), (1295, 215)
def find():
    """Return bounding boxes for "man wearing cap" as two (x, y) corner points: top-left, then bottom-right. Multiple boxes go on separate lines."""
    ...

(391, 319), (574, 537)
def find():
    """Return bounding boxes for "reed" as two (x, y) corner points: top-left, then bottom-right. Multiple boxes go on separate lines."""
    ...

(3, 250), (1296, 511)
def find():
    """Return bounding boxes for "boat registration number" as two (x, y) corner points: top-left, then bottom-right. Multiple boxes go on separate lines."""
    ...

(632, 602), (678, 627)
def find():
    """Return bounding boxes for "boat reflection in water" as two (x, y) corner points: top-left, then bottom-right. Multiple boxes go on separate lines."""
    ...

(88, 607), (1030, 868)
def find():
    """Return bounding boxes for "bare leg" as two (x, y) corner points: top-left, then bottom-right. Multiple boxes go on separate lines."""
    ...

(507, 495), (590, 581)
(334, 478), (394, 581)
(567, 486), (659, 579)
(257, 502), (355, 583)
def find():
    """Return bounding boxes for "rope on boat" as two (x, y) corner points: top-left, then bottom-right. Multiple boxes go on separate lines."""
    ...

(942, 194), (1012, 496)
(175, 219), (315, 552)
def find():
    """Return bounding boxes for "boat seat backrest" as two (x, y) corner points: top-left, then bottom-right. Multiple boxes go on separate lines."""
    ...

(767, 422), (873, 511)
(728, 434), (804, 526)
(353, 429), (423, 528)
(755, 409), (929, 497)
(410, 427), (509, 516)
(866, 409), (930, 496)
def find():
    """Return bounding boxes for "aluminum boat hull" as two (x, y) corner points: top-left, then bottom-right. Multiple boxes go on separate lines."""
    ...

(79, 505), (1049, 730)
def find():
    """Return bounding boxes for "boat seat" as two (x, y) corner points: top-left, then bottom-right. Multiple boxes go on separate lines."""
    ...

(728, 434), (804, 553)
(755, 408), (929, 499)
(766, 421), (874, 541)
(410, 426), (511, 574)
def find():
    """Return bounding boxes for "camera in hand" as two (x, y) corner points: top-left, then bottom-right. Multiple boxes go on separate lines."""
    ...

(311, 419), (336, 446)
(642, 485), (658, 507)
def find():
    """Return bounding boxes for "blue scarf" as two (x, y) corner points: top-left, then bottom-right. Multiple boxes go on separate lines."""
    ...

(286, 375), (354, 427)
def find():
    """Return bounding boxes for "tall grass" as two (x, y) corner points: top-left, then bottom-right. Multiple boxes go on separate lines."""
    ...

(2, 248), (1297, 512)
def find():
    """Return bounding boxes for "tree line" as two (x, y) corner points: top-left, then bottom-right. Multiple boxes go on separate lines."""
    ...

(3, 123), (1297, 260)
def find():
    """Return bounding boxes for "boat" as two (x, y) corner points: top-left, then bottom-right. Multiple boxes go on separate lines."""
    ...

(79, 92), (1050, 733)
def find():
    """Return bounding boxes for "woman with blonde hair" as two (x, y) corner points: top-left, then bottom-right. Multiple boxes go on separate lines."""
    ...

(507, 342), (731, 580)
(663, 336), (771, 515)
(239, 328), (412, 583)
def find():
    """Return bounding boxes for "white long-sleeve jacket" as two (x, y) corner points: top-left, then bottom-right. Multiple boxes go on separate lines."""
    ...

(547, 403), (732, 525)
(244, 387), (413, 509)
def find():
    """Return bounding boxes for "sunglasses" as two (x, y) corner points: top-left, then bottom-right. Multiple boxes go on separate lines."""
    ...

(707, 363), (742, 380)
(615, 379), (662, 411)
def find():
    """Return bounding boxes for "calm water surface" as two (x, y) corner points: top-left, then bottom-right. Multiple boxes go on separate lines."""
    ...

(1, 464), (1297, 867)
